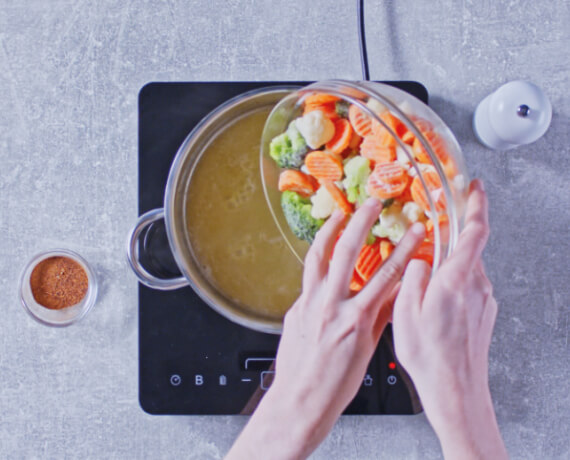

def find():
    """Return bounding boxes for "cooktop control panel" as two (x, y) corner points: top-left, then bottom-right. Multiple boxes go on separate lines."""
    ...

(138, 81), (427, 415)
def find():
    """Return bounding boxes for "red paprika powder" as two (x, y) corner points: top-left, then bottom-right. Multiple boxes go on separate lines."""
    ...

(30, 256), (88, 309)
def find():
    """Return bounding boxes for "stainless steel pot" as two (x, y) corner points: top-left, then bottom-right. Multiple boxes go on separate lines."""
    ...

(127, 86), (300, 334)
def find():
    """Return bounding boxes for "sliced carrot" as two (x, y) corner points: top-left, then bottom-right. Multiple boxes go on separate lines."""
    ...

(413, 241), (434, 266)
(360, 136), (396, 164)
(426, 215), (450, 244)
(367, 162), (410, 199)
(303, 102), (339, 120)
(304, 93), (341, 106)
(372, 162), (408, 184)
(412, 131), (449, 164)
(350, 269), (365, 292)
(326, 119), (354, 155)
(278, 170), (318, 198)
(372, 112), (407, 148)
(410, 171), (447, 213)
(304, 151), (343, 182)
(348, 131), (363, 150)
(394, 183), (414, 203)
(380, 240), (394, 260)
(348, 104), (373, 137)
(323, 181), (354, 215)
(355, 240), (382, 282)
(401, 118), (433, 145)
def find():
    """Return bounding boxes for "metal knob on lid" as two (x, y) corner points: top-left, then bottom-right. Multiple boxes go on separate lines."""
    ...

(473, 80), (552, 150)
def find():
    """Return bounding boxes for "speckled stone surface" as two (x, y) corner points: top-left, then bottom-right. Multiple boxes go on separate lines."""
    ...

(1, 0), (568, 458)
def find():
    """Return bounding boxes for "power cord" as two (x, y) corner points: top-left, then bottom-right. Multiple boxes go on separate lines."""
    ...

(357, 0), (370, 81)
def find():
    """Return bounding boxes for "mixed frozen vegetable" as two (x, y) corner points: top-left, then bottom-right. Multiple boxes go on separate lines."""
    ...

(269, 92), (459, 291)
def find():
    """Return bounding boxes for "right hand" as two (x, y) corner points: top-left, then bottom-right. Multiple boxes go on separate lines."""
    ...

(392, 179), (508, 459)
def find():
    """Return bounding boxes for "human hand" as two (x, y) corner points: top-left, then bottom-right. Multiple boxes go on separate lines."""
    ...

(226, 198), (425, 460)
(392, 179), (508, 459)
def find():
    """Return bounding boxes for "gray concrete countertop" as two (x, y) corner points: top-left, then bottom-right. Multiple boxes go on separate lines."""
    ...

(1, 0), (568, 458)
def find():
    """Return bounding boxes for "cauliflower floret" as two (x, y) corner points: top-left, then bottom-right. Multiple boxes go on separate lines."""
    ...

(295, 111), (335, 149)
(396, 146), (412, 169)
(402, 201), (424, 223)
(372, 200), (424, 244)
(408, 162), (437, 177)
(310, 186), (336, 219)
(372, 201), (407, 243)
(366, 99), (387, 116)
(397, 100), (414, 117)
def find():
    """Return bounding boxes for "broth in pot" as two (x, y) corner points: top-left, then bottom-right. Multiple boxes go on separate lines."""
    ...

(185, 108), (303, 320)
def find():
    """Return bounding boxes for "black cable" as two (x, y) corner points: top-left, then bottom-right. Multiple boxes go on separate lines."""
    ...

(357, 0), (370, 81)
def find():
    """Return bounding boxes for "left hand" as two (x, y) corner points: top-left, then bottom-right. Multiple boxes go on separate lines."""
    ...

(226, 198), (425, 460)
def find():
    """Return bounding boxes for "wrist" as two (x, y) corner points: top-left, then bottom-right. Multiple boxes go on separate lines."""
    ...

(418, 380), (507, 459)
(226, 383), (323, 460)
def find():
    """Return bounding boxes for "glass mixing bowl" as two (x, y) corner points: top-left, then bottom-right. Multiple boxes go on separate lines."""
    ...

(260, 80), (469, 274)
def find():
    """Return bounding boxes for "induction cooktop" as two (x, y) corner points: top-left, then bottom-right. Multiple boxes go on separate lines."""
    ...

(138, 81), (427, 415)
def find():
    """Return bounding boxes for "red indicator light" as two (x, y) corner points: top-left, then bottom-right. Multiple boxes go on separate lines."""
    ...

(388, 362), (396, 370)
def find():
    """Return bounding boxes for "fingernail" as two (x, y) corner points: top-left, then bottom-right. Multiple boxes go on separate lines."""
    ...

(472, 179), (485, 192)
(364, 197), (381, 209)
(331, 209), (344, 220)
(411, 222), (426, 236)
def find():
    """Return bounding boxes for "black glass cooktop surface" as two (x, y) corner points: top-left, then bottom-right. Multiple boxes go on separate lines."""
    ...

(138, 81), (427, 415)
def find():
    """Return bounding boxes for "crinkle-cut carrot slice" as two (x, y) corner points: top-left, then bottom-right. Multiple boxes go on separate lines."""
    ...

(413, 241), (434, 266)
(348, 104), (374, 137)
(355, 240), (382, 282)
(303, 102), (339, 120)
(401, 118), (433, 145)
(426, 215), (450, 244)
(278, 170), (318, 198)
(304, 151), (344, 182)
(367, 162), (410, 199)
(380, 239), (394, 260)
(410, 171), (447, 213)
(372, 162), (408, 184)
(372, 112), (407, 148)
(412, 130), (449, 164)
(350, 269), (365, 292)
(304, 93), (341, 106)
(360, 136), (396, 164)
(349, 131), (363, 149)
(394, 183), (414, 203)
(323, 181), (354, 215)
(326, 119), (354, 155)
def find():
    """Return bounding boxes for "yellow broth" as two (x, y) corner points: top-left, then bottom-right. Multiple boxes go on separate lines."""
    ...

(185, 108), (303, 320)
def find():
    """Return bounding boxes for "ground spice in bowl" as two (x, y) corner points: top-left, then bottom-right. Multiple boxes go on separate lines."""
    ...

(30, 256), (88, 309)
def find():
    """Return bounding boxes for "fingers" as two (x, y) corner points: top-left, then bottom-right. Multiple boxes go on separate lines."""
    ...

(302, 209), (346, 289)
(357, 223), (426, 312)
(327, 198), (383, 298)
(393, 259), (431, 322)
(372, 282), (400, 340)
(450, 179), (490, 272)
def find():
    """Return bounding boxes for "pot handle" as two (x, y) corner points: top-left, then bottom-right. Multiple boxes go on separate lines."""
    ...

(126, 208), (188, 290)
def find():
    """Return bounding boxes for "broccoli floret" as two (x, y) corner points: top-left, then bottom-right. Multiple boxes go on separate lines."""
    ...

(281, 191), (324, 243)
(335, 100), (350, 118)
(269, 121), (309, 169)
(342, 156), (371, 206)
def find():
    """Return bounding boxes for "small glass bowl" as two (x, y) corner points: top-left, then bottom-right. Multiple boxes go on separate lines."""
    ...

(19, 249), (98, 327)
